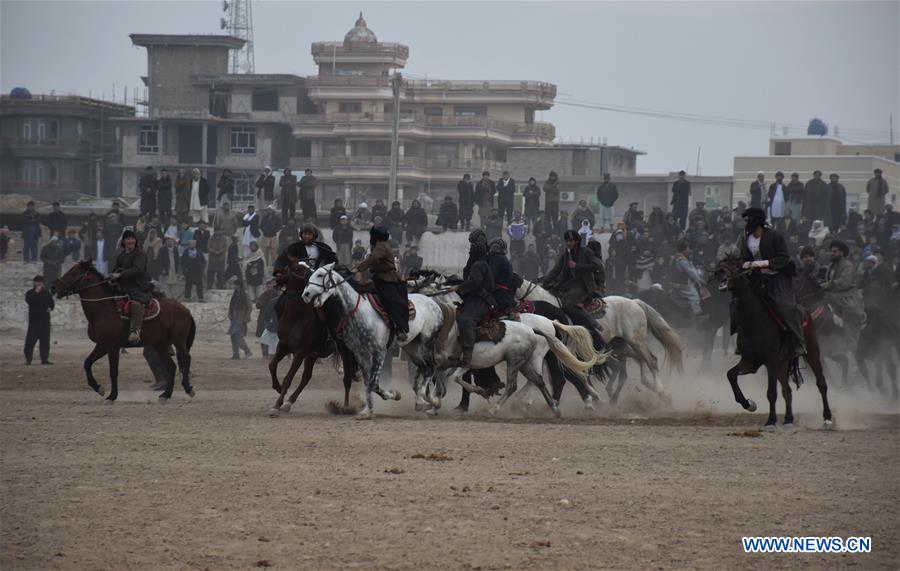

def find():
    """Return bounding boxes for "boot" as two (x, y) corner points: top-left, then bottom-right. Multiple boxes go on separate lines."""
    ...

(128, 303), (145, 344)
(460, 347), (473, 368)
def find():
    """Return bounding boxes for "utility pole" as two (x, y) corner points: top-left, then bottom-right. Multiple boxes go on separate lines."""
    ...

(389, 72), (402, 204)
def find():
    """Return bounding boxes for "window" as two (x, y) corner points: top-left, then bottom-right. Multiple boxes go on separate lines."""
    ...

(338, 101), (362, 114)
(453, 106), (487, 117)
(704, 185), (721, 209)
(251, 89), (279, 111)
(37, 120), (46, 141)
(424, 107), (443, 117)
(138, 124), (160, 153)
(22, 120), (32, 140)
(230, 127), (257, 154)
(22, 160), (49, 182)
(773, 142), (792, 156)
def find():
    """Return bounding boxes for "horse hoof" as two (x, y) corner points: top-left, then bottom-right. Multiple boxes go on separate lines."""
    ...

(453, 407), (469, 417)
(424, 407), (439, 417)
(355, 410), (374, 421)
(158, 396), (169, 404)
(429, 396), (440, 408)
(782, 423), (794, 430)
(95, 386), (105, 397)
(746, 399), (758, 413)
(391, 391), (402, 402)
(824, 419), (834, 430)
(186, 389), (196, 398)
(762, 424), (776, 432)
(489, 405), (500, 416)
(268, 408), (281, 418)
(280, 402), (293, 413)
(414, 400), (426, 412)
(553, 407), (562, 419)
(103, 398), (114, 406)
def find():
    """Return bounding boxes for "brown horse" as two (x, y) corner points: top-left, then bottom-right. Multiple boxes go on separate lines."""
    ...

(53, 261), (196, 402)
(267, 257), (357, 416)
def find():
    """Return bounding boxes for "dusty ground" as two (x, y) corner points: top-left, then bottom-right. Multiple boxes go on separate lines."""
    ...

(1, 331), (898, 570)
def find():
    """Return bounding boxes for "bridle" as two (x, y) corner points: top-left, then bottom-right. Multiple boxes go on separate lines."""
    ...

(56, 266), (116, 299)
(306, 266), (361, 335)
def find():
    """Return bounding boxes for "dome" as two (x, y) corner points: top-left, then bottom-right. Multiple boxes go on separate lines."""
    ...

(9, 87), (32, 99)
(344, 12), (378, 44)
(807, 118), (828, 136)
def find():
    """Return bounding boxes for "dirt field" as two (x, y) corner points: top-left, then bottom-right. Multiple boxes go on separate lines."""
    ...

(1, 332), (898, 570)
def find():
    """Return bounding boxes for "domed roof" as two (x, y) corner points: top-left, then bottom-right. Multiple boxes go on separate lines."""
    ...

(344, 12), (378, 44)
(9, 87), (32, 99)
(807, 117), (828, 136)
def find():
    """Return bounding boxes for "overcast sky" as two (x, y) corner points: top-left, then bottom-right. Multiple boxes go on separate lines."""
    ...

(2, 1), (897, 175)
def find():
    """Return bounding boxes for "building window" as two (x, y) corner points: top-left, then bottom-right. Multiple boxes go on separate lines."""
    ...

(338, 101), (362, 114)
(704, 185), (721, 208)
(424, 107), (443, 116)
(22, 120), (32, 141)
(230, 127), (257, 154)
(251, 89), (279, 111)
(233, 171), (254, 200)
(138, 125), (160, 153)
(454, 106), (487, 117)
(773, 142), (791, 156)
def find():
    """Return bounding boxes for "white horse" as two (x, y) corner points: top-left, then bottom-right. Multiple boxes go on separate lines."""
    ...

(515, 279), (683, 402)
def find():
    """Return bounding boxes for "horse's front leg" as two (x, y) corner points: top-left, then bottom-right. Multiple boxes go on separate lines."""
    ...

(268, 344), (289, 393)
(283, 356), (317, 412)
(84, 344), (107, 397)
(371, 351), (401, 403)
(270, 352), (303, 416)
(106, 349), (121, 403)
(726, 364), (755, 412)
(764, 367), (778, 429)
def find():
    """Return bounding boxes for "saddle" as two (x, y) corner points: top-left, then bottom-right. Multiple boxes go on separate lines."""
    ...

(476, 319), (506, 343)
(367, 293), (416, 326)
(116, 298), (161, 321)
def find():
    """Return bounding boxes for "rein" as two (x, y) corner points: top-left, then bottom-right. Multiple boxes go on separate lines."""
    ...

(335, 289), (362, 334)
(518, 281), (538, 302)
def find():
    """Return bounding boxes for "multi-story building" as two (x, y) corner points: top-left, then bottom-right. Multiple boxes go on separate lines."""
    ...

(734, 137), (899, 212)
(115, 15), (556, 211)
(0, 91), (133, 202)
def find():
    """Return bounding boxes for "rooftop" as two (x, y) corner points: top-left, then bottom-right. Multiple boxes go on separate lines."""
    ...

(130, 34), (245, 49)
(0, 94), (134, 114)
(509, 143), (646, 155)
(191, 73), (306, 86)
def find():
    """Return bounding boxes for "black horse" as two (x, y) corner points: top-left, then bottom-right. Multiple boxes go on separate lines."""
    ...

(718, 256), (832, 428)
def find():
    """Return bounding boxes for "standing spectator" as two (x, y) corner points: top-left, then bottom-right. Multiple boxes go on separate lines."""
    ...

(298, 168), (318, 222)
(24, 276), (54, 365)
(333, 215), (354, 265)
(181, 239), (205, 301)
(400, 245), (422, 278)
(767, 171), (788, 231)
(522, 177), (541, 225)
(214, 201), (239, 240)
(386, 201), (405, 244)
(259, 206), (281, 266)
(485, 208), (503, 242)
(162, 214), (180, 243)
(228, 280), (253, 360)
(193, 220), (210, 257)
(785, 172), (804, 221)
(647, 206), (666, 237)
(670, 170), (691, 230)
(371, 199), (388, 222)
(571, 199), (595, 229)
(749, 171), (766, 209)
(144, 229), (164, 281)
(542, 171), (561, 232)
(866, 168), (889, 217)
(255, 166), (275, 209)
(159, 238), (179, 295)
(829, 173), (847, 232)
(139, 166), (157, 219)
(437, 196), (459, 231)
(506, 213), (528, 268)
(177, 221), (193, 257)
(279, 168), (298, 224)
(79, 213), (99, 259)
(352, 202), (373, 230)
(62, 228), (81, 261)
(277, 219), (298, 254)
(496, 170), (516, 224)
(0, 226), (9, 262)
(243, 241), (265, 302)
(217, 168), (235, 207)
(22, 201), (41, 263)
(329, 198), (347, 229)
(189, 168), (210, 224)
(457, 174), (475, 231)
(241, 204), (261, 256)
(532, 213), (549, 256)
(46, 202), (68, 239)
(405, 199), (428, 243)
(224, 236), (242, 285)
(207, 228), (229, 289)
(521, 243), (540, 281)
(623, 202), (641, 228)
(39, 236), (64, 284)
(474, 170), (496, 225)
(102, 201), (124, 269)
(688, 202), (708, 229)
(94, 230), (108, 275)
(558, 209), (570, 233)
(802, 170), (831, 225)
(596, 173), (619, 230)
(156, 169), (173, 222)
(174, 168), (192, 223)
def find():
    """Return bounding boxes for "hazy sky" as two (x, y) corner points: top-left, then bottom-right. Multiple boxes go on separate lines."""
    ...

(2, 1), (898, 175)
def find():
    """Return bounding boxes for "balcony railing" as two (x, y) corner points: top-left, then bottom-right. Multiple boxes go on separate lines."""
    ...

(304, 76), (557, 100)
(293, 113), (555, 139)
(305, 155), (507, 172)
(1, 136), (93, 150)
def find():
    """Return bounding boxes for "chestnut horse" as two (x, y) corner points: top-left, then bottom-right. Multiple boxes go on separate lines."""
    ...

(53, 261), (196, 402)
(267, 257), (358, 416)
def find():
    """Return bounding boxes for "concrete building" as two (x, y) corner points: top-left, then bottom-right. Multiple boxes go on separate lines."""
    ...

(0, 92), (134, 201)
(734, 137), (900, 213)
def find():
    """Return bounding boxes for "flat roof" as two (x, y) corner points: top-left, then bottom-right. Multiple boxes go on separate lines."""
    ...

(130, 34), (245, 49)
(509, 144), (646, 156)
(192, 74), (306, 86)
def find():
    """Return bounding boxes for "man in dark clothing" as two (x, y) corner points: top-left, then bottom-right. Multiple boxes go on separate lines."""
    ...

(738, 207), (805, 356)
(62, 228), (81, 261)
(256, 167), (275, 206)
(275, 223), (337, 276)
(543, 171), (561, 232)
(456, 230), (496, 366)
(24, 276), (54, 365)
(193, 220), (211, 255)
(487, 238), (515, 312)
(749, 172), (766, 210)
(139, 166), (158, 219)
(457, 174), (475, 231)
(298, 169), (318, 222)
(180, 239), (206, 302)
(785, 172), (804, 221)
(522, 178), (541, 225)
(22, 201), (41, 263)
(401, 245), (423, 278)
(385, 201), (405, 244)
(474, 171), (496, 226)
(671, 170), (691, 230)
(496, 171), (516, 224)
(596, 173), (619, 230)
(259, 207), (282, 266)
(543, 230), (604, 348)
(103, 201), (125, 269)
(802, 170), (830, 225)
(356, 225), (409, 340)
(437, 196), (459, 231)
(157, 169), (173, 222)
(329, 199), (347, 229)
(280, 168), (298, 224)
(40, 237), (64, 284)
(828, 173), (847, 232)
(110, 230), (152, 343)
(46, 202), (68, 239)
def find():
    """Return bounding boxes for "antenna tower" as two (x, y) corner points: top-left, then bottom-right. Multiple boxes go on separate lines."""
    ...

(221, 0), (255, 73)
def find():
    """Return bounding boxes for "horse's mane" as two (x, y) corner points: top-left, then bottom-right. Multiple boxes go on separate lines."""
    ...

(331, 264), (375, 294)
(78, 261), (117, 294)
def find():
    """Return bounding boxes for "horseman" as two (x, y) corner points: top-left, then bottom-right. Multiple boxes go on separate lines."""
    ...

(356, 225), (409, 341)
(738, 207), (806, 356)
(669, 240), (706, 318)
(456, 230), (497, 367)
(109, 229), (152, 343)
(822, 240), (865, 330)
(543, 229), (604, 347)
(274, 223), (336, 276)
(487, 238), (516, 314)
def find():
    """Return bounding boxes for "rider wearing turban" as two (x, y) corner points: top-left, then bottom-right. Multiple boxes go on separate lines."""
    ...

(739, 207), (806, 356)
(110, 229), (152, 343)
(456, 229), (498, 366)
(356, 225), (409, 340)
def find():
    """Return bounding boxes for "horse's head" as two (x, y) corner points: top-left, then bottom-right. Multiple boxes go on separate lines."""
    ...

(716, 255), (746, 292)
(302, 262), (338, 308)
(53, 260), (101, 298)
(280, 255), (312, 290)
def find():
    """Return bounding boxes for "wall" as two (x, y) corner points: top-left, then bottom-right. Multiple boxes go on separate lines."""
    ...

(148, 46), (229, 115)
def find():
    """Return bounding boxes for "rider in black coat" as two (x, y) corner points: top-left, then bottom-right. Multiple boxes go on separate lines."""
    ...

(110, 230), (152, 343)
(456, 230), (496, 366)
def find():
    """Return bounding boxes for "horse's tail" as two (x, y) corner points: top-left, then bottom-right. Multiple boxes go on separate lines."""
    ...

(187, 315), (196, 351)
(634, 299), (683, 373)
(535, 329), (596, 376)
(551, 321), (601, 364)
